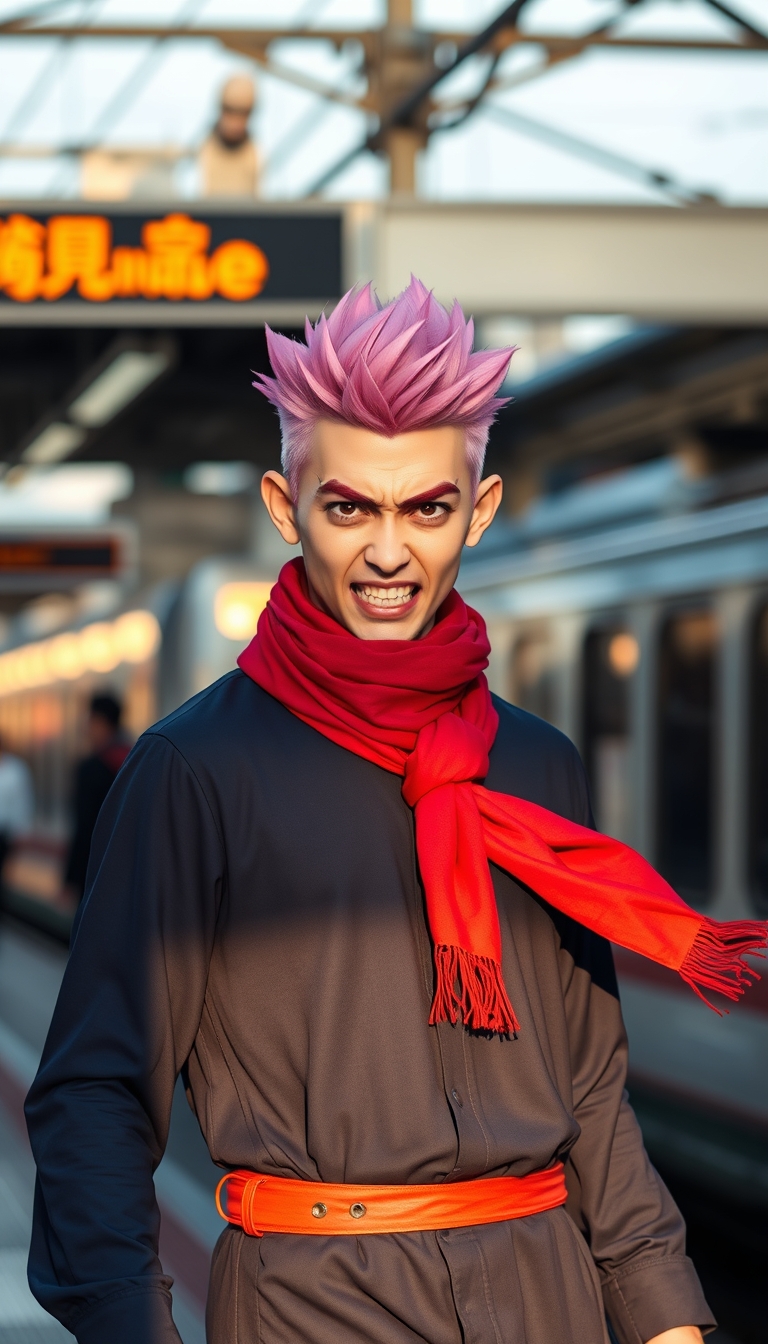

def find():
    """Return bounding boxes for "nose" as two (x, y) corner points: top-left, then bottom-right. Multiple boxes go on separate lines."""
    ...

(363, 515), (411, 577)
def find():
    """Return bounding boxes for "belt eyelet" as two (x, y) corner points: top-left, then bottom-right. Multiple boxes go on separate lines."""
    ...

(312, 1202), (328, 1218)
(349, 1202), (367, 1219)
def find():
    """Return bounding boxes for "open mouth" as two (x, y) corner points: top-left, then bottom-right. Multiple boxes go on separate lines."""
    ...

(351, 583), (420, 616)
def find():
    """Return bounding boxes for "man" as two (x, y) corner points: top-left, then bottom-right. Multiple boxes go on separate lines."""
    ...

(199, 74), (259, 198)
(64, 692), (130, 902)
(26, 280), (766, 1344)
(0, 733), (34, 885)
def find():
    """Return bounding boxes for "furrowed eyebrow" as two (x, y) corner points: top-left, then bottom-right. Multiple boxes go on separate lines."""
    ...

(316, 479), (378, 505)
(316, 479), (460, 509)
(399, 482), (460, 509)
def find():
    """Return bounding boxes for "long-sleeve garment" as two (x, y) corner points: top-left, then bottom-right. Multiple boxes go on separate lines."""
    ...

(25, 672), (715, 1344)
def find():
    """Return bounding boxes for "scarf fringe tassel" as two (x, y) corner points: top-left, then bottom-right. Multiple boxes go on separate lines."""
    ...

(679, 918), (768, 1013)
(429, 945), (521, 1036)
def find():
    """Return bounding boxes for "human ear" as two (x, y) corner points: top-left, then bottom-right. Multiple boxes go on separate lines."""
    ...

(261, 471), (301, 546)
(464, 475), (503, 548)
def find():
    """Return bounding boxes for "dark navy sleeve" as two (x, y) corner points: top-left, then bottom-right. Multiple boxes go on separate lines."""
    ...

(25, 731), (224, 1344)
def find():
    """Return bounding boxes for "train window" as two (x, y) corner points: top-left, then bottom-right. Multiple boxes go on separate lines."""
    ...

(509, 630), (555, 723)
(657, 610), (718, 905)
(583, 628), (639, 842)
(749, 604), (768, 916)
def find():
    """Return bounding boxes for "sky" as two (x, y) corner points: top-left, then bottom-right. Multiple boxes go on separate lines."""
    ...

(0, 0), (765, 204)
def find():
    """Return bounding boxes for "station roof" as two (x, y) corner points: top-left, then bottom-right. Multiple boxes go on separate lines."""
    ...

(0, 1), (766, 207)
(489, 323), (768, 495)
(1, 319), (766, 491)
(0, 323), (287, 478)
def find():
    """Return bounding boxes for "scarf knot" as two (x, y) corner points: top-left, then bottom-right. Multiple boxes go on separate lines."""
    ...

(402, 712), (490, 809)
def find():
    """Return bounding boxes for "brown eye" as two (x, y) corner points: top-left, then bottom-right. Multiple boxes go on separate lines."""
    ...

(327, 500), (365, 521)
(413, 501), (450, 520)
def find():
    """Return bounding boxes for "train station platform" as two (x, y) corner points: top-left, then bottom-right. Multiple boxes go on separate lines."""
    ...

(0, 916), (223, 1344)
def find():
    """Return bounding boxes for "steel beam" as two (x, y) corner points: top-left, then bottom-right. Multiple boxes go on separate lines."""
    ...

(3, 24), (763, 53)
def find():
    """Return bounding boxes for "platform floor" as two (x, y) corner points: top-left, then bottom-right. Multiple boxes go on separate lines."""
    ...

(0, 917), (213, 1344)
(0, 1096), (70, 1344)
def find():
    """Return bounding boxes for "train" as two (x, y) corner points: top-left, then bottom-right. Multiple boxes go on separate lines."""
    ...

(1, 458), (766, 1201)
(458, 456), (768, 1203)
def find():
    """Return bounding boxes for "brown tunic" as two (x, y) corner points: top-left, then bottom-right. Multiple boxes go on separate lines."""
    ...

(25, 672), (715, 1344)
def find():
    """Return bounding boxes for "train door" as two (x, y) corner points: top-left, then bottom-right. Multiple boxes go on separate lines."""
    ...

(656, 607), (718, 907)
(582, 625), (639, 842)
(508, 626), (557, 724)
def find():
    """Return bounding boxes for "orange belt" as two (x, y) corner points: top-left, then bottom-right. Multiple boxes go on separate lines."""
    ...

(216, 1163), (567, 1237)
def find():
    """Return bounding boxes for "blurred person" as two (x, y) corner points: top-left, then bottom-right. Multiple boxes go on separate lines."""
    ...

(0, 733), (34, 886)
(199, 74), (259, 198)
(26, 280), (768, 1344)
(63, 692), (129, 903)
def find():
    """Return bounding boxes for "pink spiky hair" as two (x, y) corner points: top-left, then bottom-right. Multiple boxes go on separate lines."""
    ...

(253, 276), (514, 498)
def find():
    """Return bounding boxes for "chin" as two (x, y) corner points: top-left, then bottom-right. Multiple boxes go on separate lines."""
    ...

(345, 607), (427, 641)
(357, 621), (417, 641)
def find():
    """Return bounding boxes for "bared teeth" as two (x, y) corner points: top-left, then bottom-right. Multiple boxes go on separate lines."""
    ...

(354, 585), (416, 608)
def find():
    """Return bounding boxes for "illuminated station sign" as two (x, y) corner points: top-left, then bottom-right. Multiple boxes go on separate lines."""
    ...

(0, 208), (342, 314)
(0, 529), (133, 590)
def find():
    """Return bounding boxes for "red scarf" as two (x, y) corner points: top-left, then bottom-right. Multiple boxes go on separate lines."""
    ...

(238, 559), (767, 1036)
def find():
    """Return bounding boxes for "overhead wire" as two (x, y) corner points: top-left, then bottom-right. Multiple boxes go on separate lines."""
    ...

(0, 0), (91, 32)
(479, 101), (714, 205)
(0, 0), (762, 200)
(82, 0), (208, 146)
(430, 2), (634, 134)
(699, 0), (768, 45)
(257, 0), (361, 191)
(298, 0), (640, 195)
(460, 0), (727, 207)
(433, 50), (503, 134)
(303, 0), (538, 196)
(263, 48), (367, 191)
(291, 0), (335, 29)
(261, 0), (340, 181)
(0, 0), (98, 144)
(425, 0), (697, 205)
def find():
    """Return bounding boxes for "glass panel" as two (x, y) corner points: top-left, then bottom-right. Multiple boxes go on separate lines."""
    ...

(583, 628), (639, 842)
(657, 610), (718, 905)
(509, 630), (555, 723)
(749, 604), (768, 916)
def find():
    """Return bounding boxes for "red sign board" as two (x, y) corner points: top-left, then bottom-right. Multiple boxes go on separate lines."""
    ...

(0, 208), (342, 308)
(0, 211), (269, 304)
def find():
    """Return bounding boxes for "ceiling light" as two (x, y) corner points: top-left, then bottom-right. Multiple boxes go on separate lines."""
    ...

(0, 609), (162, 697)
(607, 633), (640, 677)
(22, 422), (86, 465)
(68, 350), (169, 428)
(112, 610), (161, 663)
(79, 621), (120, 673)
(47, 632), (85, 680)
(214, 582), (272, 640)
